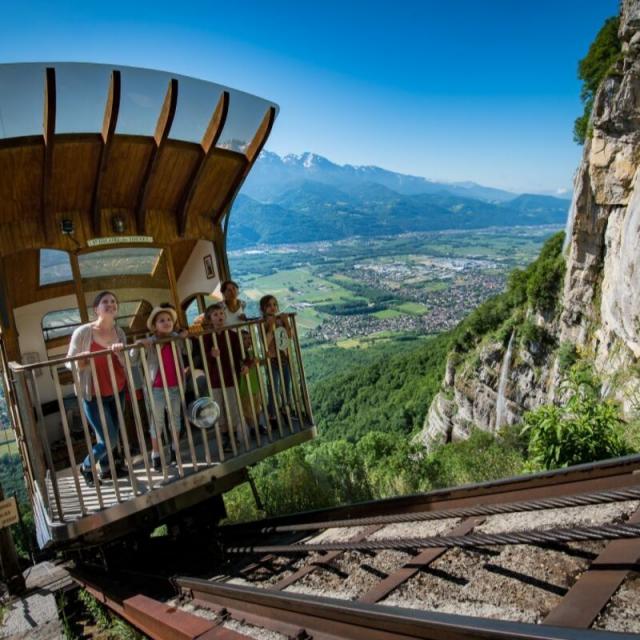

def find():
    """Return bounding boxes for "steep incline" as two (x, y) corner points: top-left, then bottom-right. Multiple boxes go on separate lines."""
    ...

(420, 0), (640, 447)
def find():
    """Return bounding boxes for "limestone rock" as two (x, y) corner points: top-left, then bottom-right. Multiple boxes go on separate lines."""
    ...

(419, 0), (640, 449)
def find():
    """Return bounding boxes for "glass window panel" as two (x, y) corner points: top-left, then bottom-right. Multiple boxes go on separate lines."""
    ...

(56, 63), (111, 134)
(0, 63), (278, 143)
(217, 90), (272, 153)
(0, 63), (47, 138)
(185, 298), (200, 325)
(116, 66), (169, 136)
(170, 77), (224, 143)
(78, 248), (162, 278)
(42, 308), (81, 341)
(40, 249), (73, 286)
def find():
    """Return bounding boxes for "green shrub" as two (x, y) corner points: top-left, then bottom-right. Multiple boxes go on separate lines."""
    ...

(522, 363), (629, 470)
(525, 233), (565, 313)
(422, 429), (525, 489)
(574, 17), (621, 144)
(519, 319), (556, 353)
(557, 341), (579, 373)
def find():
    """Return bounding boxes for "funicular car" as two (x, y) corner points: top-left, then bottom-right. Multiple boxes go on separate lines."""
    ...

(0, 63), (316, 549)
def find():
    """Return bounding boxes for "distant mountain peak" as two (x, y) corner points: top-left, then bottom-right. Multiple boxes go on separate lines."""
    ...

(282, 152), (336, 169)
(249, 151), (570, 204)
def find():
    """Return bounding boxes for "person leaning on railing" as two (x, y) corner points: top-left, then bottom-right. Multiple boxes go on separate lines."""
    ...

(260, 294), (293, 426)
(129, 305), (188, 472)
(201, 303), (250, 451)
(66, 290), (128, 486)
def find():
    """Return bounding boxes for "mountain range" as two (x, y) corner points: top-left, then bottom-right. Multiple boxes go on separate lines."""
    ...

(229, 151), (570, 249)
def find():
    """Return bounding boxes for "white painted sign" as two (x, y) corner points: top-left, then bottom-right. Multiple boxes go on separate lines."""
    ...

(0, 497), (18, 528)
(87, 236), (153, 247)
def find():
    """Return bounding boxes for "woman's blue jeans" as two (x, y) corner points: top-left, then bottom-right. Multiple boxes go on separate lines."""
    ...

(267, 359), (291, 417)
(81, 392), (125, 469)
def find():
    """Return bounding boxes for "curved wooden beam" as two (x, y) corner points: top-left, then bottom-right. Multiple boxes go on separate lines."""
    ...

(42, 67), (56, 243)
(214, 105), (276, 226)
(177, 90), (229, 237)
(91, 70), (121, 235)
(135, 78), (178, 234)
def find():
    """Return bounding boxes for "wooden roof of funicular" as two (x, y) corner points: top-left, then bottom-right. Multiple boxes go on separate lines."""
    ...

(0, 63), (277, 254)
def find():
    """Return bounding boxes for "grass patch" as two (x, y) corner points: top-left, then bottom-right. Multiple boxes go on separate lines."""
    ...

(394, 301), (428, 315)
(373, 308), (404, 319)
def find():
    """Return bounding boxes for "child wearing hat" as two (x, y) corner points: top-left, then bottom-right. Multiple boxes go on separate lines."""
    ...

(131, 305), (188, 471)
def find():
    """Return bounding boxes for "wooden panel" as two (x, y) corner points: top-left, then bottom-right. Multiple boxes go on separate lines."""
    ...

(99, 137), (153, 209)
(92, 70), (121, 235)
(3, 251), (75, 309)
(187, 150), (246, 229)
(144, 142), (201, 212)
(178, 91), (229, 236)
(0, 144), (43, 225)
(51, 139), (102, 213)
(136, 78), (178, 233)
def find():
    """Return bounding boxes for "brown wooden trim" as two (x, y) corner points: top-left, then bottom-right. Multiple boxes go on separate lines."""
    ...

(42, 67), (56, 244)
(135, 78), (179, 234)
(91, 70), (121, 235)
(69, 253), (89, 323)
(212, 224), (229, 282)
(163, 247), (186, 327)
(178, 90), (230, 237)
(246, 106), (276, 163)
(213, 105), (276, 226)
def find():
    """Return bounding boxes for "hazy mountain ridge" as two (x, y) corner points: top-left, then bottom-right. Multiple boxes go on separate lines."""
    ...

(243, 151), (526, 203)
(230, 159), (571, 249)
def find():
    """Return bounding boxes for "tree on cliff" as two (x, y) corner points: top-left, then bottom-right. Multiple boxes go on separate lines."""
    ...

(574, 16), (621, 144)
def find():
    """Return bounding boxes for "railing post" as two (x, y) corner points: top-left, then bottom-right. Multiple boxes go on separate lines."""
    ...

(52, 366), (86, 516)
(122, 350), (154, 489)
(211, 332), (238, 456)
(223, 329), (250, 451)
(27, 370), (64, 521)
(237, 328), (261, 447)
(290, 315), (314, 425)
(259, 322), (284, 437)
(69, 363), (105, 509)
(139, 347), (169, 480)
(185, 339), (212, 465)
(197, 334), (225, 462)
(249, 324), (272, 442)
(155, 342), (185, 477)
(171, 339), (199, 471)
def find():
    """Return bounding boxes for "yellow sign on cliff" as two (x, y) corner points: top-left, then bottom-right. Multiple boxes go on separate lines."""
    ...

(0, 497), (19, 528)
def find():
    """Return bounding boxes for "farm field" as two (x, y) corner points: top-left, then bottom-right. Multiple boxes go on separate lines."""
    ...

(230, 225), (562, 348)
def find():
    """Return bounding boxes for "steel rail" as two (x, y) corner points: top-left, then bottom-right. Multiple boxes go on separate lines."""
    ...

(225, 521), (640, 555)
(175, 576), (637, 640)
(239, 484), (640, 534)
(219, 454), (640, 536)
(71, 567), (250, 640)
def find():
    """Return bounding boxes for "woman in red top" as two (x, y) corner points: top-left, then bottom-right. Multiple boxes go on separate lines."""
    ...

(67, 291), (127, 485)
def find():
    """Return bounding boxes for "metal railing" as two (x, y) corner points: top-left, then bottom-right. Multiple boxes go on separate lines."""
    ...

(8, 314), (314, 524)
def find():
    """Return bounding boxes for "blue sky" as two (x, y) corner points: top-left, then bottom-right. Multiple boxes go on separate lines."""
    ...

(0, 0), (618, 193)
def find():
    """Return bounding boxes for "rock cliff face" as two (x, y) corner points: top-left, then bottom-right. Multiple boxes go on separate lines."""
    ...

(419, 0), (640, 448)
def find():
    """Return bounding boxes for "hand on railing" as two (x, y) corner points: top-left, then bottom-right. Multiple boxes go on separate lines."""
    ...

(110, 343), (125, 352)
(210, 347), (221, 359)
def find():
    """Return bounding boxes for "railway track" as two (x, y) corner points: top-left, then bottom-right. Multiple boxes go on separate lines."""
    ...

(70, 454), (640, 639)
